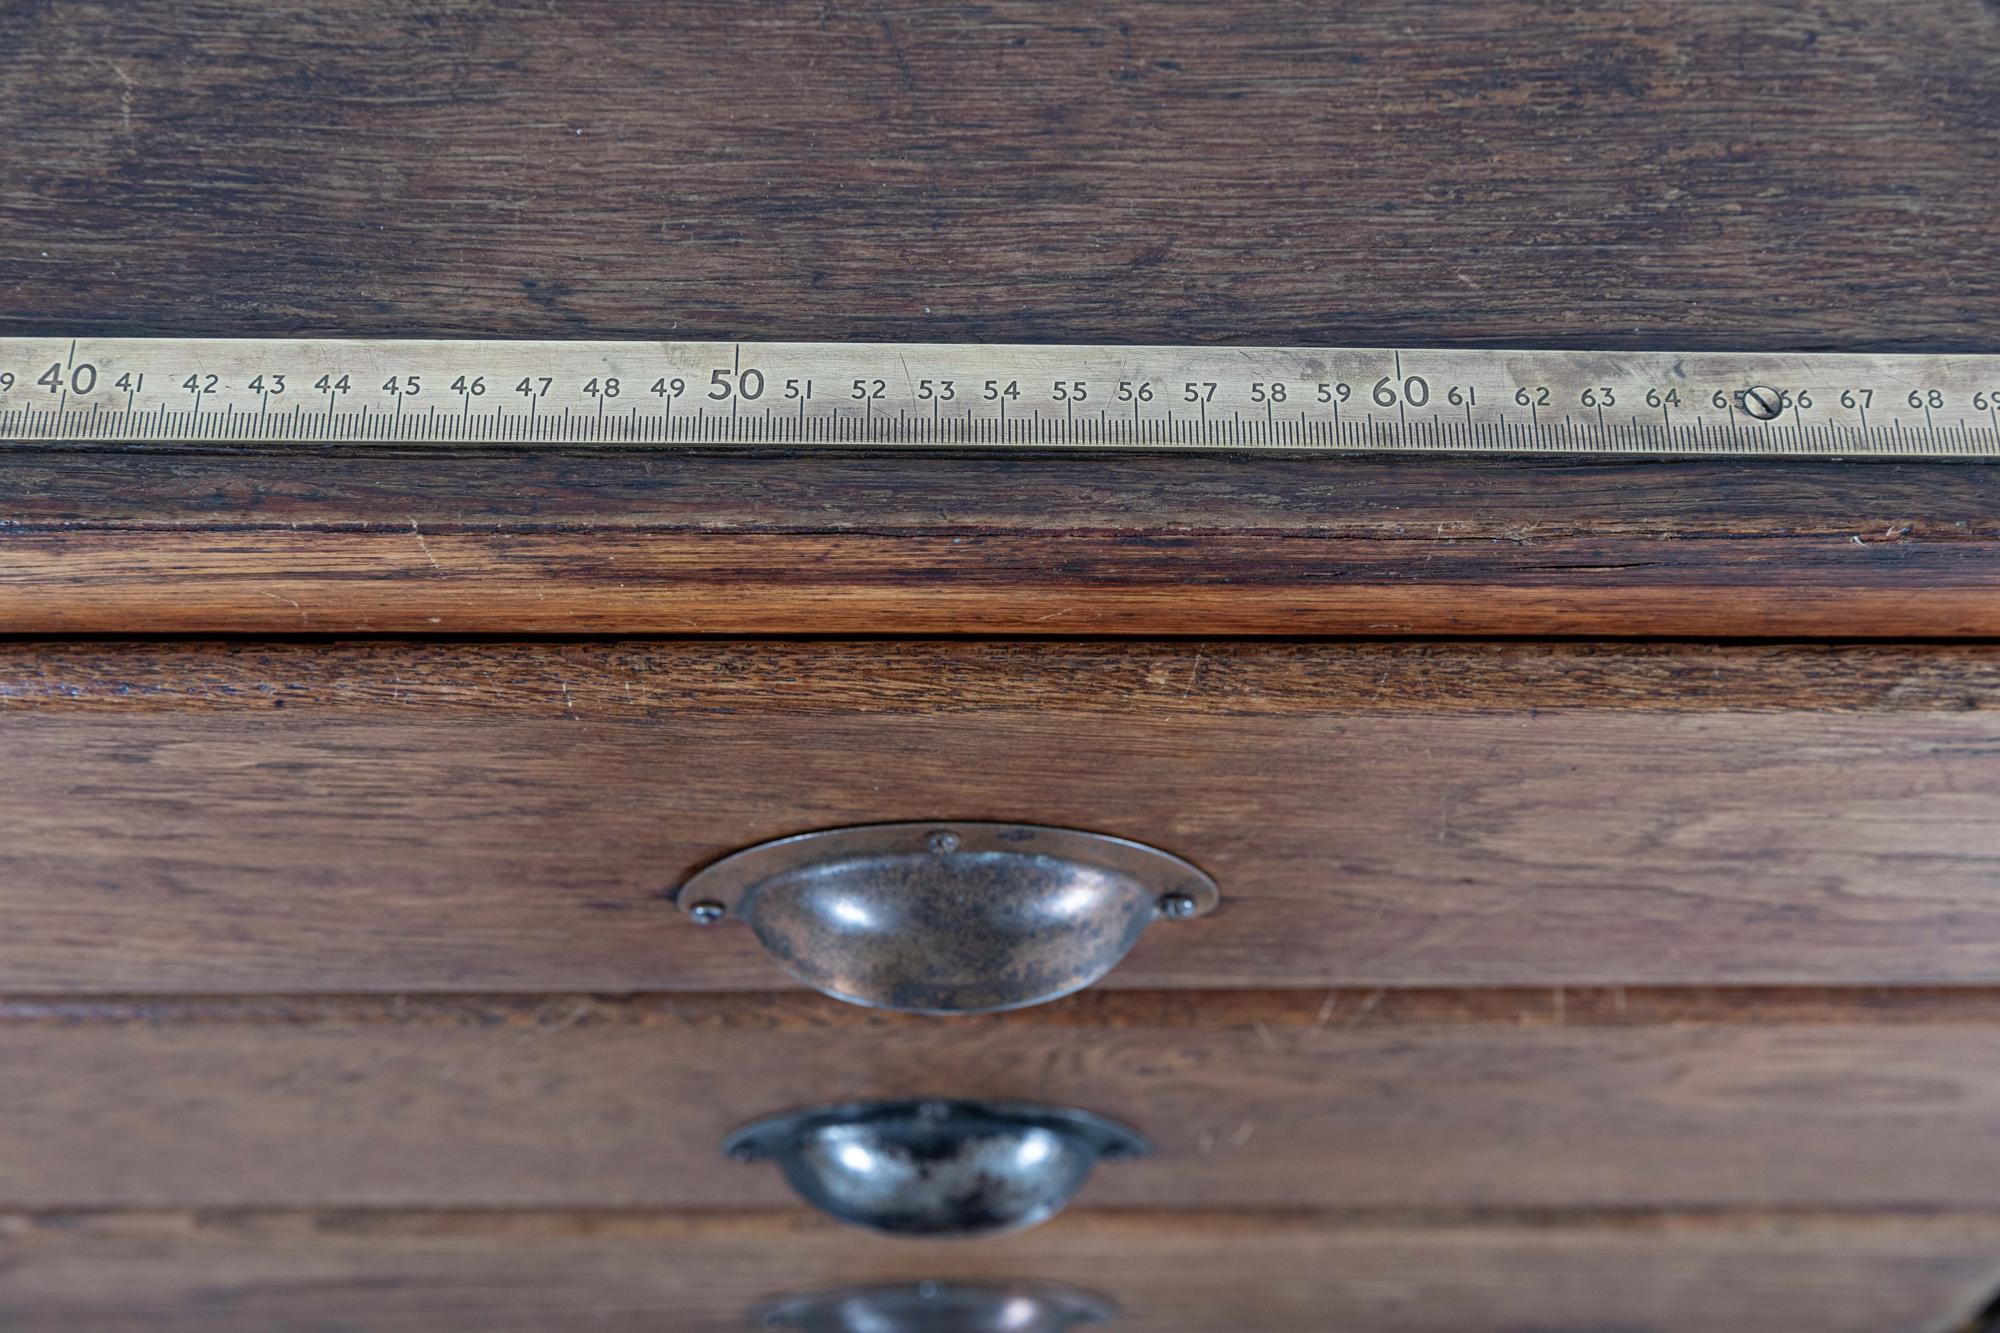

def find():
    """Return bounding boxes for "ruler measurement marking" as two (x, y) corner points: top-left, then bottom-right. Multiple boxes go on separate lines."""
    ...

(0, 339), (1994, 457)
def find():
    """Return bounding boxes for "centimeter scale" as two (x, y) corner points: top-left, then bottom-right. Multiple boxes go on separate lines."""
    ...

(2, 339), (1998, 456)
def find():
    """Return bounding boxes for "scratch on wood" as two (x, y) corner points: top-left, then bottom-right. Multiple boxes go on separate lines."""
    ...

(1344, 990), (1385, 1029)
(409, 519), (444, 575)
(105, 61), (134, 134)
(258, 591), (307, 626)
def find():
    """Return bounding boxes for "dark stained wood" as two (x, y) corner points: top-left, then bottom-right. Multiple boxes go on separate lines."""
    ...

(4, 640), (1998, 992)
(5, 0), (2000, 638)
(2, 452), (1998, 636)
(10, 452), (1998, 537)
(5, 2), (2000, 1326)
(5, 639), (1998, 717)
(5, 1209), (2000, 1333)
(7, 3), (2000, 1321)
(3, 991), (2000, 1210)
(12, 525), (2000, 637)
(3, 1), (1996, 349)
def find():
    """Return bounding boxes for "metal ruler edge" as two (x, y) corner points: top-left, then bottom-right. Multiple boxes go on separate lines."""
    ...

(3, 338), (1998, 457)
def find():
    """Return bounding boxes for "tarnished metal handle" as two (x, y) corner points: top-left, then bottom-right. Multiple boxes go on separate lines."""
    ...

(725, 1099), (1151, 1238)
(677, 822), (1219, 1015)
(753, 1281), (1116, 1332)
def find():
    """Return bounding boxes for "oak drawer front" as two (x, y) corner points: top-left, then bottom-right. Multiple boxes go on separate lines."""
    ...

(5, 1210), (1998, 1333)
(4, 991), (1998, 1212)
(4, 640), (1998, 993)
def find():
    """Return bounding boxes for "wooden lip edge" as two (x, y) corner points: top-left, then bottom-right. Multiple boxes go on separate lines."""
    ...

(6, 519), (2000, 542)
(2, 596), (2000, 637)
(8, 988), (2000, 1028)
(1, 638), (1994, 714)
(4, 636), (1994, 651)
(3, 448), (1997, 542)
(8, 1204), (2000, 1240)
(7, 527), (1998, 558)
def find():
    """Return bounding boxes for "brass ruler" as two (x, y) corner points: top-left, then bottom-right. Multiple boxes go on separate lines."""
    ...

(3, 338), (1998, 456)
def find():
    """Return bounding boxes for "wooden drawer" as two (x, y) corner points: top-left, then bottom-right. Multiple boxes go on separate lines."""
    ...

(6, 991), (1998, 1212)
(6, 1210), (1998, 1333)
(4, 639), (1997, 993)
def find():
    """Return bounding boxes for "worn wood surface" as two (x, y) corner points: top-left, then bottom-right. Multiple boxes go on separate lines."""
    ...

(7, 523), (1999, 637)
(5, 3), (2000, 636)
(13, 452), (1998, 536)
(1, 991), (1999, 1211)
(4, 640), (1997, 992)
(2, 452), (1998, 635)
(7, 639), (1998, 716)
(3, 1), (1996, 348)
(5, 2), (2000, 1323)
(5, 1209), (1999, 1333)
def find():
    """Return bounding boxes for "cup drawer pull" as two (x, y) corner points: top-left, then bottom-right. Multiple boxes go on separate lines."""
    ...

(724, 1098), (1150, 1238)
(753, 1281), (1117, 1332)
(677, 821), (1219, 1015)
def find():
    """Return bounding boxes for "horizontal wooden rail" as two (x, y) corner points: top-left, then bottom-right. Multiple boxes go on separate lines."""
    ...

(3, 453), (1997, 636)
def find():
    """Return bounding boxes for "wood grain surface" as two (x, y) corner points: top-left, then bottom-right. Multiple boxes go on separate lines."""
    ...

(3, 1), (1995, 348)
(5, 1), (2000, 1323)
(5, 640), (1996, 992)
(5, 3), (1999, 636)
(12, 451), (1996, 536)
(2, 991), (1999, 1211)
(5, 1209), (1999, 1333)
(7, 638), (1998, 717)
(2, 451), (1997, 636)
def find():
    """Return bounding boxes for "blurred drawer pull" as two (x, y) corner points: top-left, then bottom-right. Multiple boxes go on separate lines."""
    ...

(752, 1281), (1117, 1332)
(724, 1099), (1151, 1238)
(677, 822), (1219, 1014)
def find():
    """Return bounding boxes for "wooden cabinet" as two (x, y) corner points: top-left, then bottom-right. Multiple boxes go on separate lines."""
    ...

(5, 2), (2000, 1330)
(6, 491), (1999, 1331)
